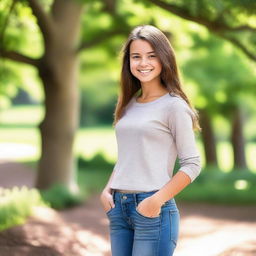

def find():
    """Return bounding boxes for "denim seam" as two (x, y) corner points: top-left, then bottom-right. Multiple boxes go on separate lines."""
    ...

(169, 210), (178, 246)
(169, 209), (173, 244)
(155, 213), (163, 255)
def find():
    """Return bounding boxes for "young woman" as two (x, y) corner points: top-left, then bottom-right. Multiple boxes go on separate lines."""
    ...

(100, 24), (201, 256)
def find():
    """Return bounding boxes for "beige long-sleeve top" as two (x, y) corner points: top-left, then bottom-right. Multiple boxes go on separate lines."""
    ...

(109, 92), (201, 192)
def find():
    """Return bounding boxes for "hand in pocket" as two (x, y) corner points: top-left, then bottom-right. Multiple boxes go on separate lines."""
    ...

(136, 196), (161, 218)
(100, 188), (115, 213)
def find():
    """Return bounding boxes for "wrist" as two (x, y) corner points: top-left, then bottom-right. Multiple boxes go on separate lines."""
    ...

(151, 193), (165, 207)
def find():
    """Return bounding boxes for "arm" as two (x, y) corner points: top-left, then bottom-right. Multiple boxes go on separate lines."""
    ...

(153, 99), (201, 204)
(137, 99), (201, 217)
(137, 171), (191, 217)
(150, 171), (191, 207)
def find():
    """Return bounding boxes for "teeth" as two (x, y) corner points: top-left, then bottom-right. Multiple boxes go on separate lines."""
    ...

(139, 70), (152, 73)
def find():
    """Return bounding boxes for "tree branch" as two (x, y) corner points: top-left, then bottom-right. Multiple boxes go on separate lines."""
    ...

(219, 34), (256, 62)
(0, 48), (39, 67)
(147, 0), (256, 33)
(148, 0), (218, 28)
(147, 0), (256, 61)
(77, 28), (127, 52)
(228, 25), (256, 32)
(27, 0), (53, 40)
(101, 0), (117, 15)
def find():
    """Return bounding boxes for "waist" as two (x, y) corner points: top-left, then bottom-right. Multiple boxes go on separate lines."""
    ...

(114, 189), (147, 194)
(112, 189), (178, 209)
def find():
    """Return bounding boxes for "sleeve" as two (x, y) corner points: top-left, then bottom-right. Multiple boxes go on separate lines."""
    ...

(168, 99), (201, 182)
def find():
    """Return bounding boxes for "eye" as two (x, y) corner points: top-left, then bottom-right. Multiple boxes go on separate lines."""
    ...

(131, 55), (140, 59)
(149, 55), (156, 58)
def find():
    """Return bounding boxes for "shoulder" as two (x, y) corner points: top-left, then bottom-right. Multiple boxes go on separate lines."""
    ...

(164, 94), (195, 123)
(165, 94), (190, 112)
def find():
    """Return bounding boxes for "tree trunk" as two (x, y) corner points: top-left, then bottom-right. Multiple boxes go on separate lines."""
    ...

(199, 109), (218, 167)
(35, 1), (83, 190)
(36, 58), (79, 190)
(231, 106), (247, 169)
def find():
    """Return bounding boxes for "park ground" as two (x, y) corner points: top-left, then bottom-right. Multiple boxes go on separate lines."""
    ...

(0, 161), (256, 256)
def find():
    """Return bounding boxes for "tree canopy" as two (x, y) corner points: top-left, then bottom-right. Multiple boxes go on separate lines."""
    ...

(146, 0), (256, 62)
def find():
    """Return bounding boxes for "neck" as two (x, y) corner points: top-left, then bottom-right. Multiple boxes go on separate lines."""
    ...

(139, 84), (168, 99)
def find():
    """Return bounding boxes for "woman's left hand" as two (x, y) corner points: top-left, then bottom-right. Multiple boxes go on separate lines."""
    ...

(136, 195), (162, 218)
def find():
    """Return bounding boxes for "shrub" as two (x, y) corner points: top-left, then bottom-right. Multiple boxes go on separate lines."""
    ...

(78, 152), (114, 170)
(0, 186), (46, 231)
(176, 168), (256, 204)
(40, 184), (84, 210)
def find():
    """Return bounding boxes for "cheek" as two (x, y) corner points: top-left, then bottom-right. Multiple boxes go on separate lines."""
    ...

(130, 61), (137, 74)
(155, 61), (162, 72)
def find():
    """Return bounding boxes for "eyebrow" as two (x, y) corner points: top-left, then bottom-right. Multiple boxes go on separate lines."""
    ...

(130, 51), (155, 55)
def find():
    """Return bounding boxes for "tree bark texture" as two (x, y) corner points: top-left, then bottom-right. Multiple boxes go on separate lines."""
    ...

(199, 109), (218, 167)
(35, 0), (83, 189)
(231, 106), (247, 169)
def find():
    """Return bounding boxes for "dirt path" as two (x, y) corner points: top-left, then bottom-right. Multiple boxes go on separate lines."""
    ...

(0, 161), (256, 256)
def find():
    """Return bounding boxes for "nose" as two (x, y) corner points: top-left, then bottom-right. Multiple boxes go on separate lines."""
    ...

(139, 56), (149, 66)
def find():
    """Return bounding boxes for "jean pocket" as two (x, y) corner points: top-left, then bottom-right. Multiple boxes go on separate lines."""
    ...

(135, 206), (161, 219)
(105, 206), (114, 215)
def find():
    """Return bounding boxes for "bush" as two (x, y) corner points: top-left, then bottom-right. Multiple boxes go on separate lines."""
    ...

(77, 153), (114, 194)
(78, 152), (114, 170)
(40, 184), (84, 210)
(176, 168), (256, 205)
(0, 186), (46, 231)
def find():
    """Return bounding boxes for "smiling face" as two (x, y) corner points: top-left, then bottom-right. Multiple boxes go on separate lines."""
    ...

(129, 39), (162, 86)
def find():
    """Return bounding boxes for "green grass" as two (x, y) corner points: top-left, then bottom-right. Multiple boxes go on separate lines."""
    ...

(0, 186), (47, 231)
(75, 127), (117, 162)
(40, 184), (84, 210)
(176, 168), (256, 205)
(0, 105), (44, 127)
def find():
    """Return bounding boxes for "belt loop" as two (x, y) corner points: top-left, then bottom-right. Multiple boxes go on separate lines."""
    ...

(134, 193), (138, 207)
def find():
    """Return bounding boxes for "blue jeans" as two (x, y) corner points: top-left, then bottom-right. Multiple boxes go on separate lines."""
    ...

(106, 190), (180, 256)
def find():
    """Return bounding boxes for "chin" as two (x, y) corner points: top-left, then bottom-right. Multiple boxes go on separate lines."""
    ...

(139, 77), (159, 83)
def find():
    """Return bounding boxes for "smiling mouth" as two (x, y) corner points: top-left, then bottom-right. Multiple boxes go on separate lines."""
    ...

(138, 69), (153, 73)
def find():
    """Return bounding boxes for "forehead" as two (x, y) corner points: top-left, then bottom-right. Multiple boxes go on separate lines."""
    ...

(130, 39), (154, 54)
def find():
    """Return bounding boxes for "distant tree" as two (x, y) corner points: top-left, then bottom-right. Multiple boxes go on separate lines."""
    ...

(0, 0), (130, 190)
(182, 33), (256, 169)
(142, 0), (256, 169)
(146, 0), (256, 62)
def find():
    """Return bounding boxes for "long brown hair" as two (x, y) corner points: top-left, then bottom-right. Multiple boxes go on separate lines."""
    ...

(113, 25), (201, 131)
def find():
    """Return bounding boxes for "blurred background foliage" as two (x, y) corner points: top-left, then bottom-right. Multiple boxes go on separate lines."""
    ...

(0, 0), (256, 218)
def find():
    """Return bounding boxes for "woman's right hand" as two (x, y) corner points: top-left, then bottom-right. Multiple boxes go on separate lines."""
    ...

(100, 187), (115, 213)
